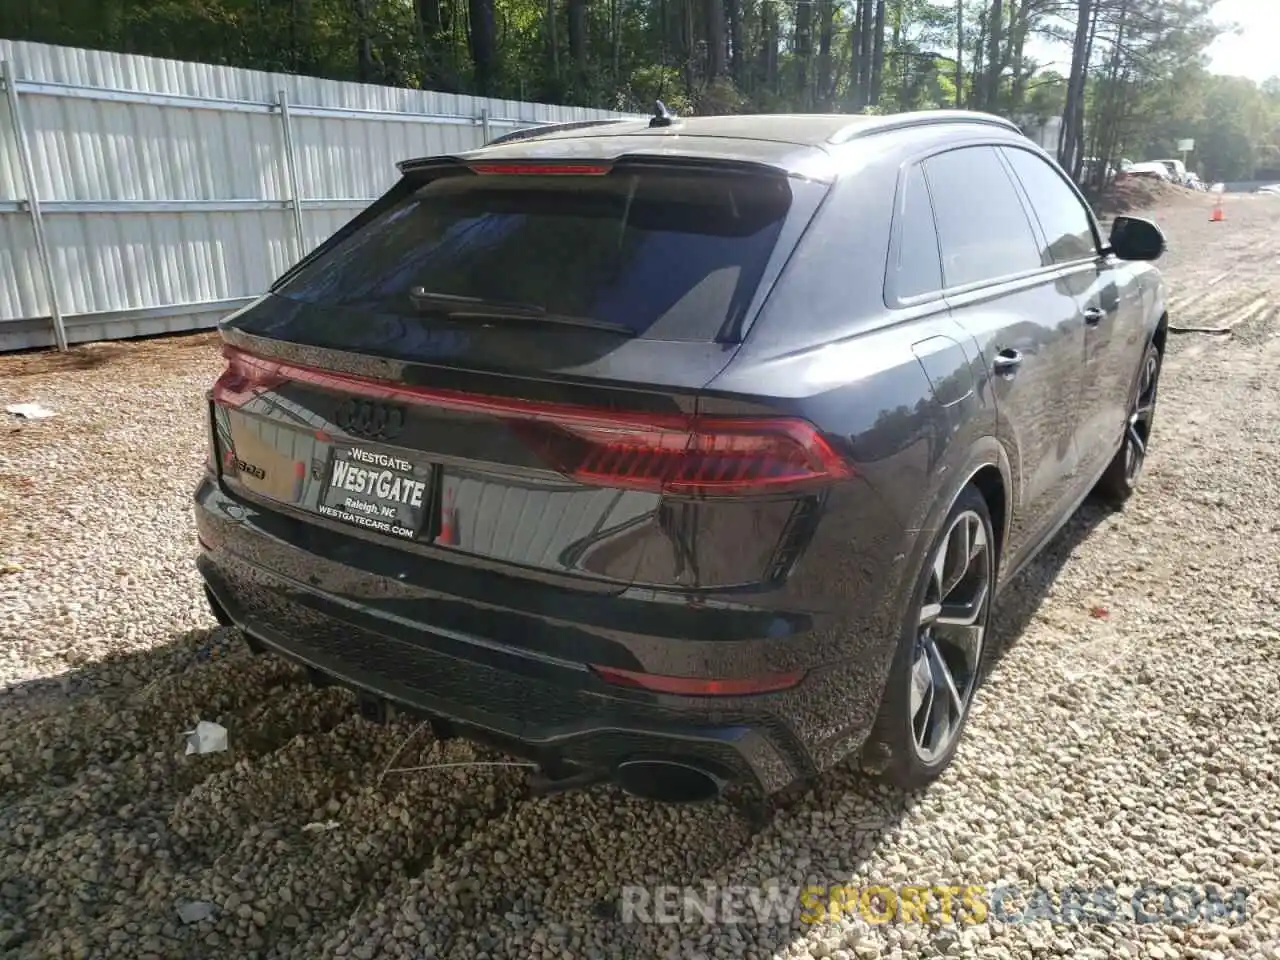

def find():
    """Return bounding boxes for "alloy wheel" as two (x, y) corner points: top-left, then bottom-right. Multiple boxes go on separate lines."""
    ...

(1124, 350), (1160, 484)
(909, 509), (992, 763)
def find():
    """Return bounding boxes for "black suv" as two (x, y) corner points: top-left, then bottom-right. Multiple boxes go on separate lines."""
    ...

(195, 109), (1167, 805)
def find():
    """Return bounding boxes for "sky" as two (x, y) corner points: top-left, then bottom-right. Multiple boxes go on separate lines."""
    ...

(1204, 0), (1280, 85)
(1023, 0), (1279, 87)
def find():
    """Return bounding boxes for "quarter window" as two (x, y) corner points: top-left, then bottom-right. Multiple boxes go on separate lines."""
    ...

(891, 165), (943, 300)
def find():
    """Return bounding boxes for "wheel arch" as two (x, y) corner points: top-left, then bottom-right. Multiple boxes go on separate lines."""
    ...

(969, 463), (1008, 573)
(935, 440), (1012, 563)
(1125, 312), (1167, 408)
(894, 436), (1014, 629)
(1152, 311), (1168, 354)
(860, 443), (1010, 785)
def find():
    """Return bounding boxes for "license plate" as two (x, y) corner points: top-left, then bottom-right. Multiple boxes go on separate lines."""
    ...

(317, 446), (432, 541)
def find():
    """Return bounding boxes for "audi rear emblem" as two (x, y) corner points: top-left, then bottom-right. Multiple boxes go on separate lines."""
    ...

(335, 398), (406, 440)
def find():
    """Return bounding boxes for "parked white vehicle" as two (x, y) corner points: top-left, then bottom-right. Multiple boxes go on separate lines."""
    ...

(1154, 159), (1212, 190)
(1155, 158), (1189, 183)
(1126, 161), (1174, 181)
(1259, 184), (1280, 196)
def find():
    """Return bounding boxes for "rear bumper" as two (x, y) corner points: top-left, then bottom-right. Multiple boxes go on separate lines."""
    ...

(200, 552), (813, 791)
(194, 476), (899, 794)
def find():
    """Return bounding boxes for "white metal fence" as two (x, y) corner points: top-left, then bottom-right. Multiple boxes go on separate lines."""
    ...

(0, 40), (640, 352)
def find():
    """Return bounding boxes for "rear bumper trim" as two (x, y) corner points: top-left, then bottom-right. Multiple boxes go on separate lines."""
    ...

(198, 553), (805, 793)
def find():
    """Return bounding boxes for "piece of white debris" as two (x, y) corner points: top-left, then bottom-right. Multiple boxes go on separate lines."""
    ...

(302, 820), (341, 833)
(183, 720), (229, 756)
(5, 402), (55, 420)
(176, 900), (218, 924)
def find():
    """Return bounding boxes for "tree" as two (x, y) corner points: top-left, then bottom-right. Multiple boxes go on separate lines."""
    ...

(0, 0), (1245, 167)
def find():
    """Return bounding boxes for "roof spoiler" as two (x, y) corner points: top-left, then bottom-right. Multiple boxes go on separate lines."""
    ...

(485, 117), (636, 147)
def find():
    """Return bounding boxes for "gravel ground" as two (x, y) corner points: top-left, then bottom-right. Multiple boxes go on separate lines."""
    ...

(2, 192), (1279, 960)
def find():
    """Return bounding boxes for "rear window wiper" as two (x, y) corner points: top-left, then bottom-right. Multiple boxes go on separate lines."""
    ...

(409, 288), (635, 335)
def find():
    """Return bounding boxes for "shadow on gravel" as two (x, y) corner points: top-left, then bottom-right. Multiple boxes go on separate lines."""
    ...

(570, 501), (1120, 960)
(0, 625), (321, 800)
(984, 500), (1114, 668)
(0, 625), (244, 726)
(0, 624), (376, 956)
(0, 503), (1113, 959)
(0, 624), (230, 721)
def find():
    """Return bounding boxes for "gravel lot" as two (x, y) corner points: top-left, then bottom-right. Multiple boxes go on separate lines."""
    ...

(2, 192), (1279, 960)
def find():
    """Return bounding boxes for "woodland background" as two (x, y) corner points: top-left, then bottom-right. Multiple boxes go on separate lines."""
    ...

(3, 0), (1279, 182)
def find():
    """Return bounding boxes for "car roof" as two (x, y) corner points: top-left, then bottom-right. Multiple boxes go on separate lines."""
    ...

(400, 110), (1026, 183)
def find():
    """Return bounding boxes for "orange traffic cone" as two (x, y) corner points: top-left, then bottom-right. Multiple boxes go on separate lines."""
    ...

(1210, 198), (1224, 222)
(436, 489), (458, 545)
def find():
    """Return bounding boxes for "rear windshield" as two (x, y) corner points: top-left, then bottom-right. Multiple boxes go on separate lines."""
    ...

(273, 166), (804, 341)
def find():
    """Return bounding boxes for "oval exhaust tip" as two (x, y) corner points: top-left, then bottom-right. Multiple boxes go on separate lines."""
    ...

(615, 759), (726, 805)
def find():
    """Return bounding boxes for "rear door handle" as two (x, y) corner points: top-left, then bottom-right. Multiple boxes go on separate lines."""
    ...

(1083, 306), (1105, 325)
(993, 348), (1023, 378)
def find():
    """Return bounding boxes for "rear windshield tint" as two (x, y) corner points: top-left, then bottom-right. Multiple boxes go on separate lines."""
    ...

(274, 166), (801, 341)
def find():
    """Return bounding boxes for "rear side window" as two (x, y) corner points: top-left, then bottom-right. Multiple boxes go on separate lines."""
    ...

(889, 165), (943, 301)
(923, 146), (1042, 288)
(274, 167), (802, 342)
(1000, 147), (1098, 264)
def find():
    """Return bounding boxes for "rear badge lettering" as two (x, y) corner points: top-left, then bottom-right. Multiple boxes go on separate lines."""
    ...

(230, 457), (265, 480)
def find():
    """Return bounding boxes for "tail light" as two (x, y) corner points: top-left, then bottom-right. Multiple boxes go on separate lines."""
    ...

(513, 415), (850, 496)
(205, 399), (219, 474)
(212, 346), (287, 409)
(212, 345), (853, 497)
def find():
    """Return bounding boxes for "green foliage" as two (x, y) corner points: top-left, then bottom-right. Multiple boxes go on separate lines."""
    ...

(1117, 68), (1280, 181)
(1, 0), (1273, 183)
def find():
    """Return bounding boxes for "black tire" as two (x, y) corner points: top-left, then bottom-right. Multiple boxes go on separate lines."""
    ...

(1093, 342), (1161, 507)
(860, 484), (996, 792)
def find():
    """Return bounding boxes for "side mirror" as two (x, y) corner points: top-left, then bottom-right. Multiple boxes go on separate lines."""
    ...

(1109, 216), (1165, 261)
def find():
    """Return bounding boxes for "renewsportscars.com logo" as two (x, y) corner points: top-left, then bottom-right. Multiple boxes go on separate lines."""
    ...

(617, 883), (1250, 927)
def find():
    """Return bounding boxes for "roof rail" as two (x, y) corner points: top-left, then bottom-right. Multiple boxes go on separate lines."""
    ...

(485, 117), (636, 147)
(827, 110), (1023, 145)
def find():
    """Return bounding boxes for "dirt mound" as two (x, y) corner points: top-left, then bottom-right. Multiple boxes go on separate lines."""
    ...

(0, 330), (220, 379)
(1093, 176), (1206, 216)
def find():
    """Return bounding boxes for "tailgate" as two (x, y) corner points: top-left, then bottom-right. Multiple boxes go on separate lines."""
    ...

(208, 339), (730, 585)
(208, 157), (833, 589)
